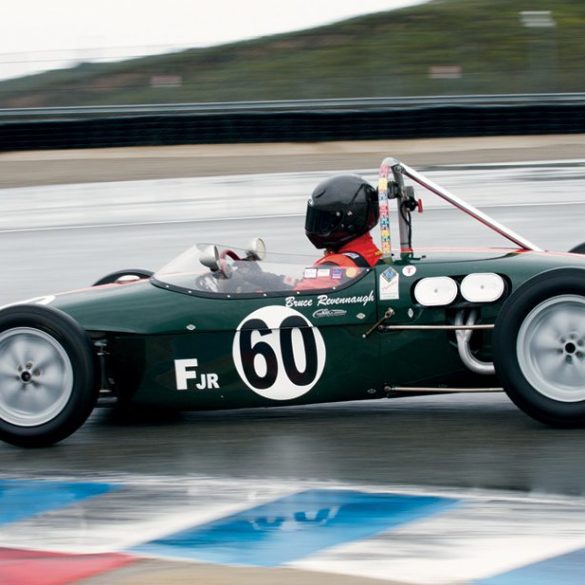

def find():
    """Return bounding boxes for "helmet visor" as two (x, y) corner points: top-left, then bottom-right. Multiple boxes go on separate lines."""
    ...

(305, 205), (341, 237)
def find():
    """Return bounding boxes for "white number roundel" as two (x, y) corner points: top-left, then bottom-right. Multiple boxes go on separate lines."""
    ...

(232, 306), (326, 400)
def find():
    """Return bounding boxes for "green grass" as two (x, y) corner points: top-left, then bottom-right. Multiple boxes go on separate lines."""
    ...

(0, 0), (584, 107)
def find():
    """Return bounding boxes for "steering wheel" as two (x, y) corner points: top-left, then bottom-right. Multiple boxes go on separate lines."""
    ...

(220, 249), (241, 261)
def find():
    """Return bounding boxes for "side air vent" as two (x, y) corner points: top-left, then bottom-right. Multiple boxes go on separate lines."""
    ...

(460, 273), (505, 303)
(414, 277), (458, 307)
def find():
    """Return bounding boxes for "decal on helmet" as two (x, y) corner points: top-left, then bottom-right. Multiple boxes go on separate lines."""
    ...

(232, 306), (326, 400)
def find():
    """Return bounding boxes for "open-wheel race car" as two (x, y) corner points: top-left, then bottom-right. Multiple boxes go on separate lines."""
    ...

(1, 157), (585, 447)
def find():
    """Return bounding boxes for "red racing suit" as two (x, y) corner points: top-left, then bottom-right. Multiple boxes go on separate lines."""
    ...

(316, 232), (381, 269)
(296, 232), (381, 290)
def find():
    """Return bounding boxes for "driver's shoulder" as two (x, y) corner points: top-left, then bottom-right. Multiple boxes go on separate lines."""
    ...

(316, 252), (368, 268)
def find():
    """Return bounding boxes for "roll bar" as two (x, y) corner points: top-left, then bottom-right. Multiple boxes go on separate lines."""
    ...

(377, 157), (542, 258)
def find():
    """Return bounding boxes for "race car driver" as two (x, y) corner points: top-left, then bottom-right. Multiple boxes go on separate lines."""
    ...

(296, 174), (381, 289)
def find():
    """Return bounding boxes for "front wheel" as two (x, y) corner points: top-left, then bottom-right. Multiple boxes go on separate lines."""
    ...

(494, 268), (585, 427)
(0, 305), (97, 447)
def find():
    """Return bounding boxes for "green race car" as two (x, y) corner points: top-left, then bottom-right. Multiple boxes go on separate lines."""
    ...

(1, 157), (584, 447)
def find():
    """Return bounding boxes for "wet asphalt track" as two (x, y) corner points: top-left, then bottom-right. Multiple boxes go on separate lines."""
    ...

(1, 162), (585, 497)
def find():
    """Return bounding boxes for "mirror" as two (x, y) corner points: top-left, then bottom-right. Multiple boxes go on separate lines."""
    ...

(245, 237), (266, 261)
(200, 245), (220, 271)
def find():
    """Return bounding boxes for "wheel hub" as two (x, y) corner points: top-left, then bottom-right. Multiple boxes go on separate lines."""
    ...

(20, 370), (33, 384)
(517, 295), (585, 402)
(0, 327), (73, 426)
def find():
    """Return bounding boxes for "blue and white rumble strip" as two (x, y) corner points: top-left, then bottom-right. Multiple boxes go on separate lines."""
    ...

(1, 476), (585, 584)
(133, 489), (455, 566)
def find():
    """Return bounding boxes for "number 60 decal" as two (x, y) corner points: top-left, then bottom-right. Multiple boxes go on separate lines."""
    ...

(232, 306), (326, 400)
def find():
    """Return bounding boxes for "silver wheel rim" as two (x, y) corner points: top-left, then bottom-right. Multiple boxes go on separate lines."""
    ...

(0, 327), (73, 426)
(517, 295), (585, 402)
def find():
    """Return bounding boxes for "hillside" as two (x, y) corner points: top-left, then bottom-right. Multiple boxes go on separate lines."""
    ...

(0, 0), (584, 108)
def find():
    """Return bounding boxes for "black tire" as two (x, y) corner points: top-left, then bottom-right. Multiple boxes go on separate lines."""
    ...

(93, 269), (153, 286)
(493, 268), (585, 427)
(0, 305), (97, 447)
(569, 243), (585, 255)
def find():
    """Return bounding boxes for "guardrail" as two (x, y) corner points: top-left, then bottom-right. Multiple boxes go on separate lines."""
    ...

(1, 94), (584, 151)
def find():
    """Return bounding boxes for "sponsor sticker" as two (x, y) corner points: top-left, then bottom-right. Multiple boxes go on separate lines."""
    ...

(331, 268), (344, 280)
(303, 268), (317, 279)
(402, 265), (417, 277)
(312, 308), (347, 319)
(317, 268), (331, 278)
(379, 267), (400, 300)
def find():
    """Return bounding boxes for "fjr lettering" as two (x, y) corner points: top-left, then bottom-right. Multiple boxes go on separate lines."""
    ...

(174, 359), (220, 390)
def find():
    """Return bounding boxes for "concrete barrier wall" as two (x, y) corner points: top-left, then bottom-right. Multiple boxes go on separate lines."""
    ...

(1, 95), (585, 151)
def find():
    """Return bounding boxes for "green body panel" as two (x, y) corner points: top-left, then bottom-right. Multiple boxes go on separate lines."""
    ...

(375, 250), (585, 388)
(52, 270), (381, 408)
(51, 271), (377, 334)
(47, 249), (585, 410)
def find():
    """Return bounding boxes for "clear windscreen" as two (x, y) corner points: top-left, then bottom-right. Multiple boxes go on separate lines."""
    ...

(154, 244), (368, 296)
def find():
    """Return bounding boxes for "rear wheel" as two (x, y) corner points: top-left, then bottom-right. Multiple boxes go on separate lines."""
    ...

(494, 268), (585, 427)
(0, 305), (97, 447)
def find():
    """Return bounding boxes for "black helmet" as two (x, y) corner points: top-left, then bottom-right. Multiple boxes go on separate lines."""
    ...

(305, 175), (379, 250)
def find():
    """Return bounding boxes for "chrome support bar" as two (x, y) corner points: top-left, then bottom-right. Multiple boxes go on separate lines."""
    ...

(399, 162), (542, 251)
(385, 386), (503, 393)
(380, 324), (494, 331)
(362, 307), (395, 338)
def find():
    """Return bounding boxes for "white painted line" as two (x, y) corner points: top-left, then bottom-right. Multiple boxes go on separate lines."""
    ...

(0, 213), (305, 235)
(2, 196), (584, 235)
(433, 159), (585, 168)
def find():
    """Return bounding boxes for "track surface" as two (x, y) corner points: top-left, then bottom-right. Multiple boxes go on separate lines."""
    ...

(1, 155), (585, 498)
(3, 394), (585, 496)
